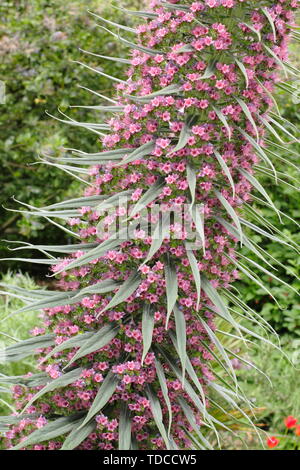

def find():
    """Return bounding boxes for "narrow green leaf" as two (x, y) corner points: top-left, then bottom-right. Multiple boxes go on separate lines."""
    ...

(79, 372), (119, 428)
(154, 358), (172, 436)
(129, 177), (165, 218)
(41, 332), (93, 363)
(239, 168), (279, 218)
(22, 368), (84, 412)
(141, 304), (155, 365)
(164, 256), (178, 327)
(11, 414), (83, 450)
(118, 404), (131, 450)
(173, 304), (187, 384)
(0, 334), (55, 363)
(261, 7), (276, 42)
(64, 324), (119, 369)
(212, 106), (232, 140)
(185, 244), (201, 310)
(234, 58), (249, 88)
(61, 418), (96, 450)
(98, 272), (141, 316)
(115, 141), (155, 167)
(234, 97), (259, 141)
(146, 385), (171, 450)
(214, 150), (235, 198)
(215, 190), (243, 245)
(186, 162), (196, 206)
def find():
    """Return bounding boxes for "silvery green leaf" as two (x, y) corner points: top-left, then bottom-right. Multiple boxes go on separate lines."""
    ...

(261, 7), (276, 41)
(42, 332), (93, 363)
(115, 141), (155, 167)
(190, 204), (205, 253)
(228, 256), (280, 306)
(88, 10), (136, 33)
(146, 385), (171, 450)
(234, 58), (249, 88)
(99, 272), (141, 315)
(61, 418), (96, 450)
(8, 242), (97, 254)
(64, 324), (119, 369)
(169, 333), (206, 410)
(111, 5), (158, 19)
(238, 252), (299, 296)
(234, 97), (259, 141)
(129, 177), (165, 218)
(199, 60), (216, 79)
(186, 162), (196, 206)
(23, 368), (84, 412)
(177, 397), (213, 450)
(118, 404), (131, 450)
(0, 372), (49, 387)
(239, 168), (279, 217)
(185, 244), (201, 310)
(215, 216), (275, 269)
(201, 275), (235, 326)
(164, 256), (178, 327)
(200, 320), (237, 389)
(214, 150), (235, 197)
(12, 414), (83, 450)
(141, 304), (155, 365)
(79, 372), (119, 428)
(257, 114), (285, 144)
(168, 121), (190, 155)
(143, 212), (170, 263)
(74, 60), (127, 84)
(0, 334), (55, 363)
(95, 189), (134, 212)
(155, 358), (172, 435)
(241, 22), (261, 41)
(212, 106), (232, 140)
(51, 236), (124, 277)
(42, 195), (106, 210)
(263, 44), (288, 77)
(173, 304), (186, 383)
(125, 84), (181, 102)
(215, 190), (243, 245)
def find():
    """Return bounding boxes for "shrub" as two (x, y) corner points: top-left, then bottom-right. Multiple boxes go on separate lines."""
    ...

(0, 0), (299, 451)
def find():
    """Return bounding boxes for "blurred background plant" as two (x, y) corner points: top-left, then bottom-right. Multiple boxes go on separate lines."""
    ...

(0, 0), (299, 450)
(0, 0), (139, 275)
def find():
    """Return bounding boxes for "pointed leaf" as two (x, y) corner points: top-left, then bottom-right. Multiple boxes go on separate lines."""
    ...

(23, 368), (84, 412)
(98, 272), (141, 315)
(154, 358), (172, 436)
(141, 304), (155, 365)
(79, 372), (119, 428)
(64, 324), (119, 369)
(164, 256), (178, 327)
(173, 304), (187, 383)
(118, 404), (131, 450)
(61, 418), (96, 450)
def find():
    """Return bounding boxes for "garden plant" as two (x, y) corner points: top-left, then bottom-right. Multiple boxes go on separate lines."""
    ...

(0, 0), (299, 451)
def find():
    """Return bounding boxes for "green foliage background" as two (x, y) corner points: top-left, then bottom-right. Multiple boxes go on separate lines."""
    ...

(0, 0), (137, 274)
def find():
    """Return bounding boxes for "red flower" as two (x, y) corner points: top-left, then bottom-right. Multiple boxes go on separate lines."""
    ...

(267, 436), (280, 449)
(284, 416), (297, 429)
(295, 425), (300, 436)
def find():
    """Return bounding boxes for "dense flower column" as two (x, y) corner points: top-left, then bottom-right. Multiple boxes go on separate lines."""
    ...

(1, 0), (299, 451)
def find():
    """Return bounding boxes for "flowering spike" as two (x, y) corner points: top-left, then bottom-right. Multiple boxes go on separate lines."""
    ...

(1, 0), (299, 451)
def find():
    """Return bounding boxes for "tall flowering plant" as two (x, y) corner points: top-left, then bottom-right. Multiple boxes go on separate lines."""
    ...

(0, 0), (299, 450)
